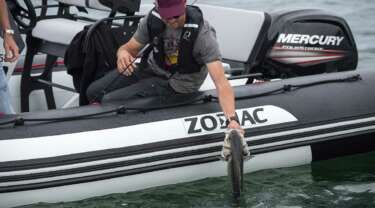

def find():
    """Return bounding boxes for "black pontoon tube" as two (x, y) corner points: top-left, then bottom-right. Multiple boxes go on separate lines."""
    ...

(0, 74), (361, 127)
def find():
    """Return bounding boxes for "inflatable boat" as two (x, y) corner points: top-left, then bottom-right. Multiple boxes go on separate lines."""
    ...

(1, 1), (374, 207)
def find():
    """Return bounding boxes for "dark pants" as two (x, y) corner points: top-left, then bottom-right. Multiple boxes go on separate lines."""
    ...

(86, 69), (176, 103)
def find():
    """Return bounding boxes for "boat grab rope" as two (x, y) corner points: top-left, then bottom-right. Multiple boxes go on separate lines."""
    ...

(0, 74), (361, 127)
(219, 73), (362, 101)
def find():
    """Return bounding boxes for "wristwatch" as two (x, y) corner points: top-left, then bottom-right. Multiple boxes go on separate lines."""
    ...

(225, 115), (240, 126)
(4, 29), (15, 35)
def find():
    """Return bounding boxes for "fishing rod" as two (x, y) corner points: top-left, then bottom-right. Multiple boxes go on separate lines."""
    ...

(191, 0), (199, 5)
(90, 43), (152, 103)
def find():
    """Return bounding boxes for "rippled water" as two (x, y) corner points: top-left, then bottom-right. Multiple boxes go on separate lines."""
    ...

(19, 0), (375, 207)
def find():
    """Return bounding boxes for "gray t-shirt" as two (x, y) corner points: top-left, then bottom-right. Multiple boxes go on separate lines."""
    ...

(133, 13), (222, 93)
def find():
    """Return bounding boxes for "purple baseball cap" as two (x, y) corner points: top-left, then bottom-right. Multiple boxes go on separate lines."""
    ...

(156, 0), (186, 19)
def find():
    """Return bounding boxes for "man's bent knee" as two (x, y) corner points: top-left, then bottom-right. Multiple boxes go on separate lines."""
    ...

(86, 82), (103, 103)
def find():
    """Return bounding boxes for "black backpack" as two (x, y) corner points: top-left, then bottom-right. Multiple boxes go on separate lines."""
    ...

(99, 0), (141, 15)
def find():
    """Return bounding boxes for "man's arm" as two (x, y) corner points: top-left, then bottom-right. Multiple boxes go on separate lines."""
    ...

(116, 37), (144, 76)
(207, 60), (242, 131)
(0, 0), (19, 62)
(0, 0), (11, 30)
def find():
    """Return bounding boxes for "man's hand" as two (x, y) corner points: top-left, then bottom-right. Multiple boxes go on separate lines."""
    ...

(227, 120), (244, 135)
(3, 34), (19, 62)
(116, 37), (144, 76)
(116, 48), (136, 76)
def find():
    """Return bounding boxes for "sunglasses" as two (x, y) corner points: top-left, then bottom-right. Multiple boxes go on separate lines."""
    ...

(171, 15), (182, 19)
(164, 13), (184, 21)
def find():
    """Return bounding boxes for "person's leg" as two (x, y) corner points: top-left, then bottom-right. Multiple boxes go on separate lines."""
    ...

(102, 77), (176, 103)
(86, 69), (150, 103)
(0, 64), (14, 115)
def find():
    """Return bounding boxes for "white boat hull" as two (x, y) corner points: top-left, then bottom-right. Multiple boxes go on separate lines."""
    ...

(0, 146), (311, 208)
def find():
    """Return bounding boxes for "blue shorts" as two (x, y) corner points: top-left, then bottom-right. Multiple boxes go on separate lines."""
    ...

(0, 63), (14, 114)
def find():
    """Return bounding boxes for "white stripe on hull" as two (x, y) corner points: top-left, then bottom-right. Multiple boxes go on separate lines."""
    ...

(249, 116), (375, 142)
(255, 125), (375, 149)
(0, 143), (222, 177)
(0, 152), (219, 186)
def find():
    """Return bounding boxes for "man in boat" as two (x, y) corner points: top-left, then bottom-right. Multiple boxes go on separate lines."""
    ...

(87, 0), (242, 132)
(0, 0), (19, 115)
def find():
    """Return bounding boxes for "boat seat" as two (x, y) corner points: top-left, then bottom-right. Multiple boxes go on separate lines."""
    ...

(30, 0), (114, 46)
(56, 0), (109, 11)
(32, 18), (89, 45)
(20, 0), (143, 112)
(197, 5), (268, 90)
(30, 3), (154, 46)
(198, 4), (266, 64)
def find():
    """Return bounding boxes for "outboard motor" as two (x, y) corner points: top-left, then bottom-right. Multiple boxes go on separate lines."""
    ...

(250, 9), (358, 79)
